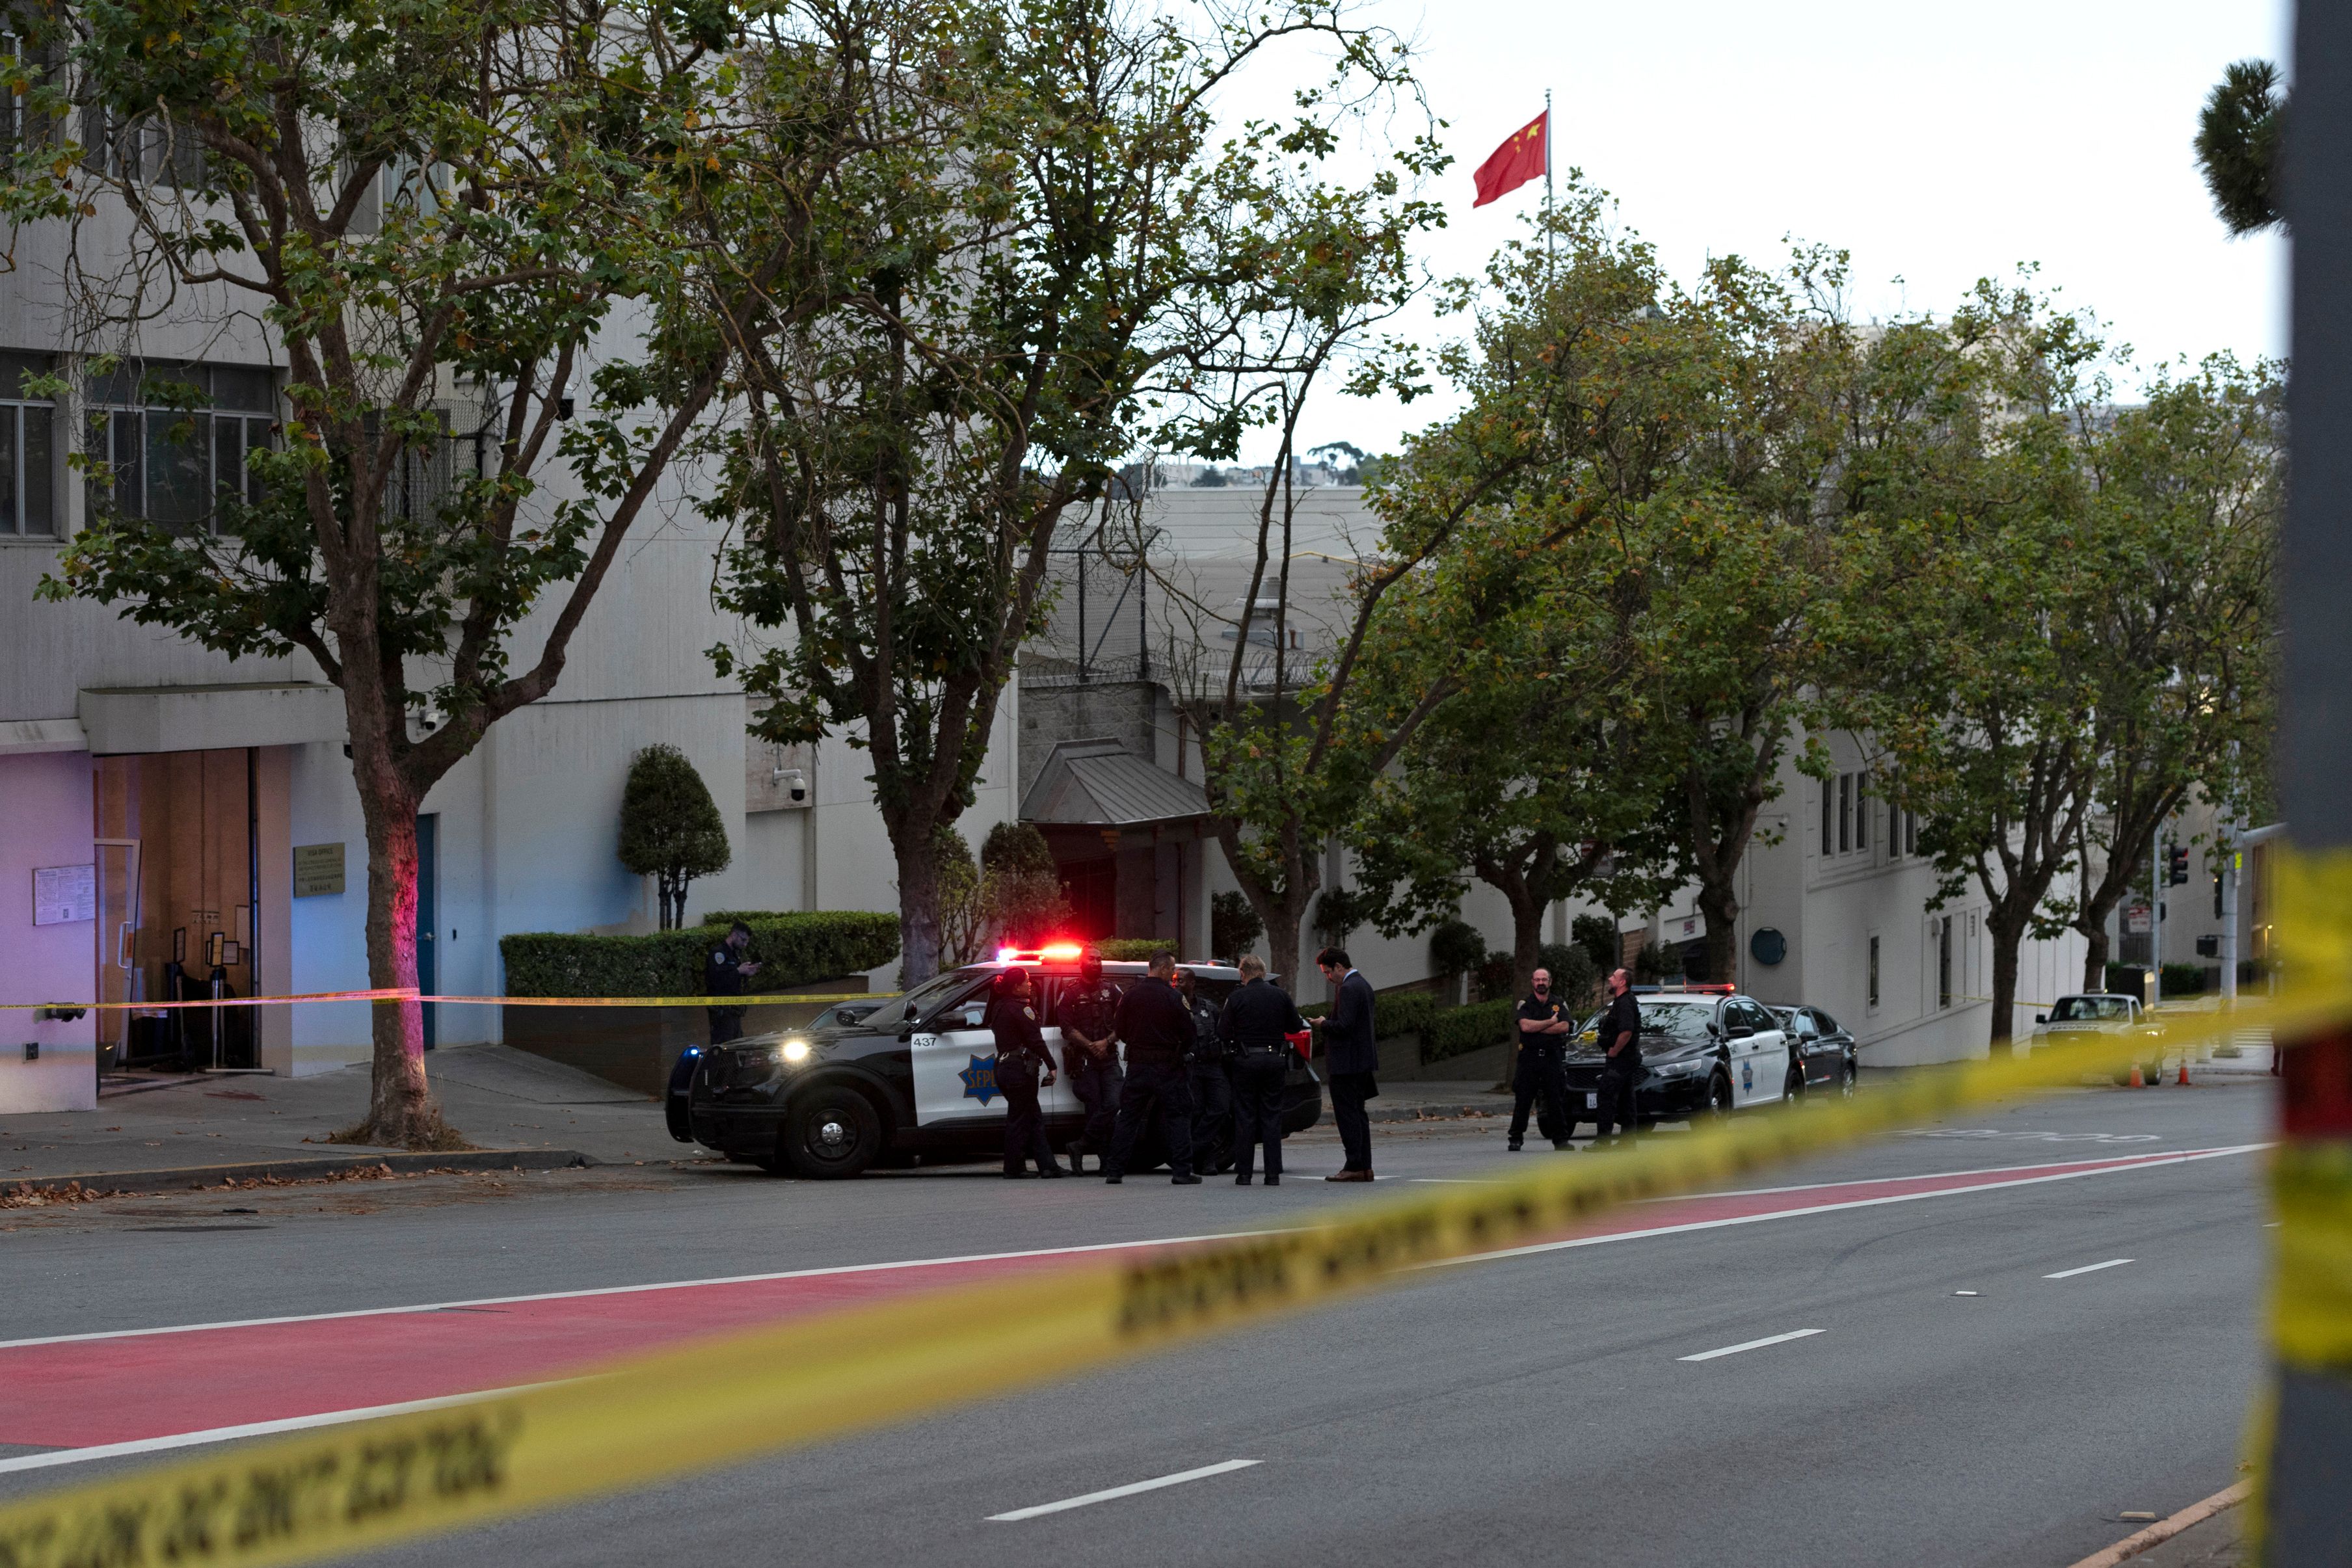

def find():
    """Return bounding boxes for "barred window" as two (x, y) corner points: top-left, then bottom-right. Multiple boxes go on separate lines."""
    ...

(84, 360), (275, 533)
(1, 351), (57, 537)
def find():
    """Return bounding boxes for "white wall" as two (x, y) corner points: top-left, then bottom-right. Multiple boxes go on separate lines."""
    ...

(0, 751), (100, 1112)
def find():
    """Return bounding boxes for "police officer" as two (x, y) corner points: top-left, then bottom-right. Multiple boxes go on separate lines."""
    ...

(1219, 954), (1305, 1186)
(1104, 952), (1199, 1185)
(988, 968), (1065, 1178)
(1058, 953), (1123, 1174)
(1508, 966), (1575, 1152)
(1177, 967), (1233, 1175)
(704, 922), (760, 1046)
(1596, 966), (1644, 1147)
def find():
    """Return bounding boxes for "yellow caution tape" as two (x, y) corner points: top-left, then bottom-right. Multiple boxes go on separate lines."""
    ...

(0, 984), (2334, 1568)
(0, 988), (419, 1012)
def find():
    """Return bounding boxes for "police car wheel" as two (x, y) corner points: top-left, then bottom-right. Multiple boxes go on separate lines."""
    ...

(1701, 1072), (1733, 1118)
(783, 1087), (881, 1180)
(1840, 1059), (1858, 1098)
(1784, 1066), (1806, 1103)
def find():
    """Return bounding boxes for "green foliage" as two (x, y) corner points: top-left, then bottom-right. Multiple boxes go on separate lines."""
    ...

(1536, 942), (1600, 1011)
(1097, 938), (1178, 962)
(933, 827), (986, 968)
(2197, 59), (2285, 235)
(2160, 963), (2208, 997)
(1427, 919), (1486, 978)
(617, 745), (730, 930)
(500, 912), (901, 999)
(1312, 886), (1375, 944)
(1297, 990), (1436, 1043)
(1211, 892), (1264, 963)
(1426, 998), (1515, 1062)
(1573, 914), (1621, 976)
(980, 823), (1071, 947)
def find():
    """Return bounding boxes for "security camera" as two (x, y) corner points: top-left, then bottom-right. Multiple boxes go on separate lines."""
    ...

(774, 766), (809, 806)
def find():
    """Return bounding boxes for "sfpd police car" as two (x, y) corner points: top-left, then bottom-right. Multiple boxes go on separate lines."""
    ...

(1564, 987), (1802, 1128)
(672, 950), (1323, 1178)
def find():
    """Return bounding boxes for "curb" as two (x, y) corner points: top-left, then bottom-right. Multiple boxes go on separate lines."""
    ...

(1368, 1103), (1506, 1123)
(1, 1149), (598, 1198)
(2063, 1482), (2249, 1568)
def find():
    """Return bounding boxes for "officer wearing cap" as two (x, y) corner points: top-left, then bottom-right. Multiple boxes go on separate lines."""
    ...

(1177, 967), (1234, 1175)
(988, 968), (1065, 1178)
(1058, 952), (1122, 1174)
(1219, 954), (1305, 1186)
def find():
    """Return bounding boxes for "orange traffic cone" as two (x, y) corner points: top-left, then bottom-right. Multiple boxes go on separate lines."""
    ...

(2128, 1064), (2145, 1088)
(2177, 1057), (2191, 1087)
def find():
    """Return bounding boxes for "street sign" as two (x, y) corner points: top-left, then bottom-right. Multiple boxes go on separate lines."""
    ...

(2126, 904), (2152, 935)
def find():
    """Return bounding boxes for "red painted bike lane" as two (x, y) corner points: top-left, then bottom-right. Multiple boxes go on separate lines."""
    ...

(0, 1147), (2254, 1456)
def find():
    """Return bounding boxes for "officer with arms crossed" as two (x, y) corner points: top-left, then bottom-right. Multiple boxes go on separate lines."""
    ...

(1058, 953), (1122, 1174)
(1596, 966), (1643, 1147)
(1220, 954), (1305, 1186)
(1104, 952), (1200, 1186)
(1177, 966), (1233, 1174)
(1509, 966), (1575, 1151)
(988, 968), (1065, 1178)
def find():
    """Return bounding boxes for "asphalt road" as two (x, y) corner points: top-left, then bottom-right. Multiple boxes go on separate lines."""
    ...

(1, 1078), (2273, 1567)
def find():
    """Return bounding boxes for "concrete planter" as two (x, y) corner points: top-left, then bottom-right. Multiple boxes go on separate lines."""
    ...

(501, 980), (872, 1098)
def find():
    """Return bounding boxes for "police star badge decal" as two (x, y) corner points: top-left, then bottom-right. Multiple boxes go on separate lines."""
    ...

(960, 1054), (1000, 1105)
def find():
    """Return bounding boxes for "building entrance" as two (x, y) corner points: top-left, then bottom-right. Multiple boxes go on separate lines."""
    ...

(92, 749), (260, 1071)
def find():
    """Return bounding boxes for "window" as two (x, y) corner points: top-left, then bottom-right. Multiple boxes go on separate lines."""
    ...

(1937, 917), (1953, 1010)
(1867, 937), (1880, 1009)
(1838, 773), (1852, 854)
(1856, 773), (1869, 851)
(0, 351), (55, 537)
(3, 22), (58, 153)
(84, 361), (274, 532)
(1904, 810), (1919, 857)
(79, 104), (206, 187)
(1821, 777), (1833, 857)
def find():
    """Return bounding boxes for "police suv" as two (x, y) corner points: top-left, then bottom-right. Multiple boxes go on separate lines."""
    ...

(1564, 987), (1801, 1128)
(671, 950), (1324, 1178)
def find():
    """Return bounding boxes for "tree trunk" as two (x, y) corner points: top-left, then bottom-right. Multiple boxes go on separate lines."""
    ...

(2079, 920), (2111, 994)
(894, 827), (944, 987)
(353, 784), (449, 1147)
(1986, 910), (2025, 1054)
(1696, 875), (1741, 986)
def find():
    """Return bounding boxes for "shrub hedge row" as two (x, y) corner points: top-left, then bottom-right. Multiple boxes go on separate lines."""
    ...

(501, 911), (901, 998)
(1424, 998), (1517, 1062)
(1096, 937), (1178, 962)
(1296, 989), (1441, 1044)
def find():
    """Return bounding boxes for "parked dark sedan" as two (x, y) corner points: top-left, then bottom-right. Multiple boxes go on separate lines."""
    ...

(1769, 1005), (1860, 1096)
(671, 953), (1322, 1178)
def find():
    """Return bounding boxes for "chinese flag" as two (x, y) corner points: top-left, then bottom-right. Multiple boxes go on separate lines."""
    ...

(1471, 110), (1549, 207)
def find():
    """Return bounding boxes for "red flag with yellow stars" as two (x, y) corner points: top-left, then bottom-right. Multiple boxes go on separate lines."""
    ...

(1471, 110), (1549, 207)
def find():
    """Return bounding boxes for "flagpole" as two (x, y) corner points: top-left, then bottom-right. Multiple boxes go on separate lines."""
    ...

(1544, 88), (1555, 284)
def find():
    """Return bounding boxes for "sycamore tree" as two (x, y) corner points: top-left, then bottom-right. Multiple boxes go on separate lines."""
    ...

(2063, 356), (2279, 987)
(698, 0), (1429, 984)
(1832, 282), (2120, 1050)
(3, 0), (810, 1145)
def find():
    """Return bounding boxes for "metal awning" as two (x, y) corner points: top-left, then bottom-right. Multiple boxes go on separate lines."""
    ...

(1021, 737), (1208, 827)
(78, 683), (347, 754)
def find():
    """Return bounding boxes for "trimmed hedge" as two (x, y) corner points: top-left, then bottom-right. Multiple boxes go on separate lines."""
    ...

(502, 911), (900, 998)
(1297, 989), (1439, 1044)
(1096, 937), (1178, 962)
(1425, 998), (1516, 1063)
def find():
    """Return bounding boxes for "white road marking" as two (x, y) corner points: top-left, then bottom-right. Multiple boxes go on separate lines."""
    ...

(0, 1384), (555, 1475)
(1678, 1328), (1824, 1362)
(1409, 1178), (1499, 1184)
(2045, 1257), (2135, 1279)
(987, 1460), (1260, 1521)
(1434, 1144), (2267, 1269)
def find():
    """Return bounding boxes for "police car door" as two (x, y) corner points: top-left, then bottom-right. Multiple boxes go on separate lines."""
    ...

(1729, 998), (1791, 1106)
(1036, 978), (1082, 1119)
(909, 978), (1006, 1127)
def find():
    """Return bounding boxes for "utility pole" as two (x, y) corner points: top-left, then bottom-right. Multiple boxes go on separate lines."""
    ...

(2262, 0), (2352, 1553)
(1544, 88), (1555, 282)
(2150, 822), (2163, 1007)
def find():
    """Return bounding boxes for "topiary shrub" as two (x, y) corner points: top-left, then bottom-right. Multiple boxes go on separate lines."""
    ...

(1572, 912), (1620, 976)
(501, 911), (900, 998)
(981, 821), (1073, 946)
(616, 744), (729, 930)
(1211, 890), (1264, 963)
(1096, 937), (1178, 962)
(1537, 941), (1601, 1012)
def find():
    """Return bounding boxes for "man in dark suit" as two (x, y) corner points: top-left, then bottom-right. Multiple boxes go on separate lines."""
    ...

(1313, 946), (1378, 1181)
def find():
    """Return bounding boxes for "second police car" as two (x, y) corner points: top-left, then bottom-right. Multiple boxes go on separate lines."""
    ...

(1563, 985), (1809, 1131)
(671, 949), (1324, 1178)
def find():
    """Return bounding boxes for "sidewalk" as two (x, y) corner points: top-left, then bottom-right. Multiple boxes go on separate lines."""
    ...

(1356, 1079), (1514, 1123)
(3, 1044), (673, 1195)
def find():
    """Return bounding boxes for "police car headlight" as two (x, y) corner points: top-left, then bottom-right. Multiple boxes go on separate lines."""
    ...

(780, 1039), (812, 1065)
(1655, 1056), (1709, 1078)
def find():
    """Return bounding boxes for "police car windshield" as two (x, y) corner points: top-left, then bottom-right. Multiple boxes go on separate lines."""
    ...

(896, 969), (983, 1022)
(1638, 1002), (1717, 1045)
(2051, 996), (2133, 1022)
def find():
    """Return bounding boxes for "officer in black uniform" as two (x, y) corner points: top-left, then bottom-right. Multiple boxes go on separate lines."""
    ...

(704, 922), (760, 1046)
(1177, 967), (1233, 1175)
(987, 968), (1065, 1178)
(1104, 952), (1199, 1185)
(1508, 966), (1575, 1151)
(1058, 953), (1123, 1174)
(1596, 966), (1644, 1146)
(1219, 955), (1305, 1186)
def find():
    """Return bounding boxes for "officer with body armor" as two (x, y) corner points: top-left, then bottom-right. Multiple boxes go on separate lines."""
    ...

(1058, 953), (1123, 1175)
(1219, 954), (1305, 1186)
(1176, 967), (1234, 1175)
(987, 968), (1065, 1178)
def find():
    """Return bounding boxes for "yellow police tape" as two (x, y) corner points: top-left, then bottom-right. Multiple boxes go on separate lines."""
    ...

(0, 983), (2340, 1568)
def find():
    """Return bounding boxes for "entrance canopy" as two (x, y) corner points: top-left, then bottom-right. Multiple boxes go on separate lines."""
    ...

(1020, 737), (1208, 828)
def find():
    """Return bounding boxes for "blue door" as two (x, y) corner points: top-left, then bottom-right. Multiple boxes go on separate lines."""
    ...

(414, 814), (438, 1050)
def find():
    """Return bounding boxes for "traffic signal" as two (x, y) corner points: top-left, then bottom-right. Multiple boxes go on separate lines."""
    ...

(2167, 844), (2191, 885)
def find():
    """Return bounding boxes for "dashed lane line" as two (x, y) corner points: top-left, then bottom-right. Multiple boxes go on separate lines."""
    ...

(987, 1460), (1260, 1521)
(2045, 1258), (2135, 1280)
(1678, 1328), (1826, 1363)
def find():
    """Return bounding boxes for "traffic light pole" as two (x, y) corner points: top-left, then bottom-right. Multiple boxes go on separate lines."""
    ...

(2264, 3), (2352, 1558)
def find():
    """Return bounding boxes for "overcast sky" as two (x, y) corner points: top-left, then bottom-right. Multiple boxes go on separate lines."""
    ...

(1224, 0), (2291, 466)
